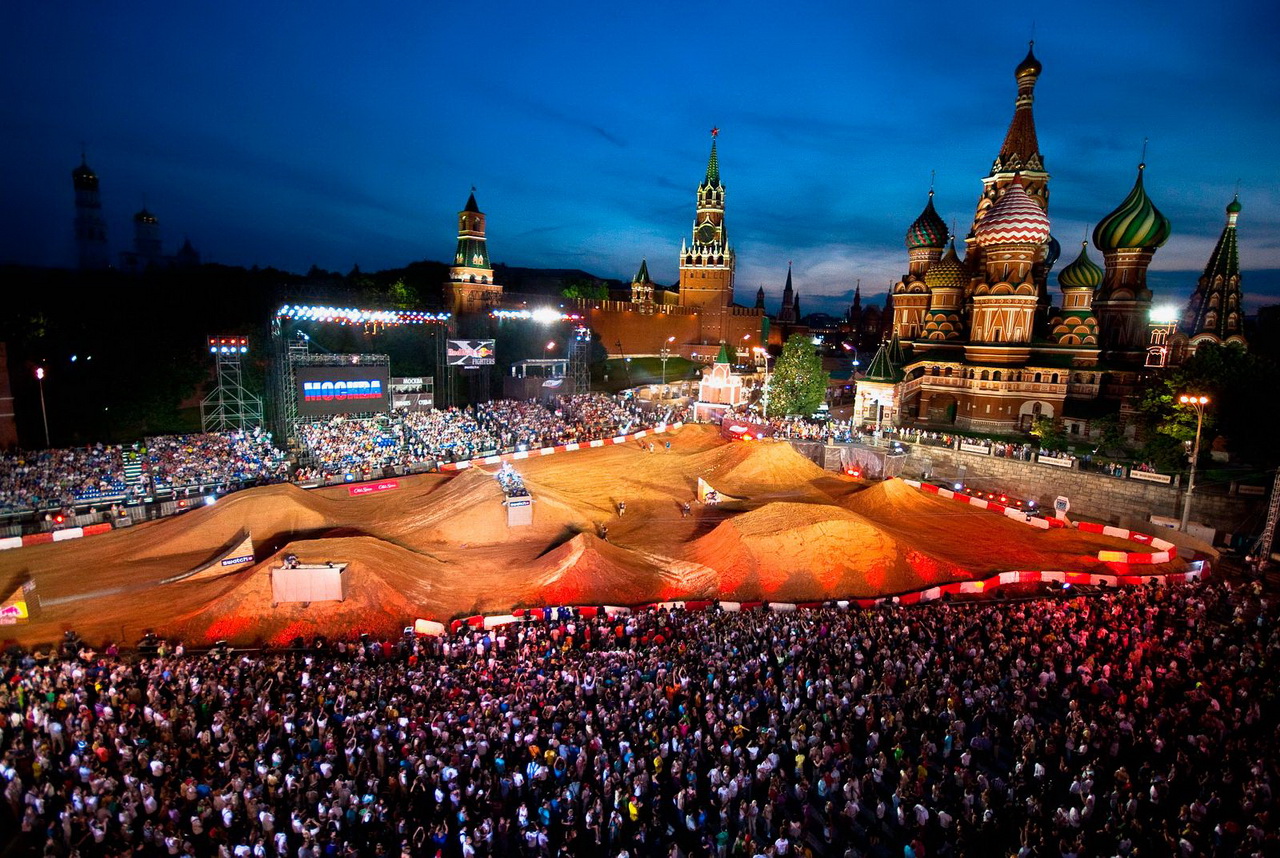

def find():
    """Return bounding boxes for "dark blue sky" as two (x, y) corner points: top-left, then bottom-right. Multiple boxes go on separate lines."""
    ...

(3, 0), (1277, 317)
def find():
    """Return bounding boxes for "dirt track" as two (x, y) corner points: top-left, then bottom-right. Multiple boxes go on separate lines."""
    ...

(0, 426), (1178, 646)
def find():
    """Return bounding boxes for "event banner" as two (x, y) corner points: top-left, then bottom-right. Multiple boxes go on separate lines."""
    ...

(296, 364), (391, 416)
(447, 339), (496, 366)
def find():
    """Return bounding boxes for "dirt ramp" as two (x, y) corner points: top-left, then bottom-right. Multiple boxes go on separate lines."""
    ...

(524, 534), (667, 608)
(172, 536), (447, 645)
(687, 502), (970, 600)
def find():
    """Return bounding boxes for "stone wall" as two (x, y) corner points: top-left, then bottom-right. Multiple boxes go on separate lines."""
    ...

(791, 439), (1265, 540)
(899, 445), (1261, 537)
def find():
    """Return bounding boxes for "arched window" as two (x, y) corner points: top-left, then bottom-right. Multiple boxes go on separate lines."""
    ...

(1034, 372), (1042, 383)
(993, 371), (1002, 381)
(980, 370), (990, 381)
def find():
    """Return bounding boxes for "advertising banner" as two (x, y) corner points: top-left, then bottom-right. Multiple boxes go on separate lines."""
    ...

(447, 339), (496, 366)
(348, 479), (400, 497)
(296, 364), (391, 416)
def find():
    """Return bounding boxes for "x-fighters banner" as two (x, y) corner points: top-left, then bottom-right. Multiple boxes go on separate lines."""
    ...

(447, 339), (496, 366)
(296, 364), (391, 416)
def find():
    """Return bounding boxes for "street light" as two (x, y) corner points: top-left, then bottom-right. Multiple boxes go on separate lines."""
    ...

(35, 367), (49, 447)
(660, 336), (675, 389)
(754, 347), (772, 418)
(1178, 393), (1210, 531)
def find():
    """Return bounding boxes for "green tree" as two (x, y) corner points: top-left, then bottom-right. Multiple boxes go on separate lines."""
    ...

(561, 279), (608, 300)
(767, 334), (827, 417)
(1029, 415), (1068, 452)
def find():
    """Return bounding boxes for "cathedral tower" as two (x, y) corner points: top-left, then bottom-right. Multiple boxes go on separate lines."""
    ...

(678, 131), (736, 341)
(921, 241), (967, 341)
(133, 208), (162, 267)
(72, 155), (110, 270)
(1092, 164), (1171, 359)
(445, 192), (502, 315)
(1179, 196), (1245, 354)
(966, 176), (1050, 362)
(965, 44), (1054, 307)
(893, 190), (947, 338)
(1049, 241), (1101, 345)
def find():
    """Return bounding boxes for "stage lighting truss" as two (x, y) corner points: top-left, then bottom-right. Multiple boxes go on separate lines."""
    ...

(276, 304), (451, 330)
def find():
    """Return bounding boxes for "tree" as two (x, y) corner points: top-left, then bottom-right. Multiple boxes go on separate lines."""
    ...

(561, 279), (608, 300)
(1029, 415), (1068, 452)
(1133, 342), (1280, 470)
(767, 334), (827, 417)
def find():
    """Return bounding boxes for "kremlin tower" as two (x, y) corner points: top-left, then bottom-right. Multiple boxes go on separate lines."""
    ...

(677, 132), (737, 343)
(444, 191), (502, 316)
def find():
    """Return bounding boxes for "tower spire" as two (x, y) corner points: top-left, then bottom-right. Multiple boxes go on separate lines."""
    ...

(1180, 195), (1244, 351)
(704, 129), (720, 187)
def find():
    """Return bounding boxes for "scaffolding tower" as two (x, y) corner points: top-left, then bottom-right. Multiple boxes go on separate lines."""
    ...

(569, 325), (592, 395)
(200, 336), (263, 433)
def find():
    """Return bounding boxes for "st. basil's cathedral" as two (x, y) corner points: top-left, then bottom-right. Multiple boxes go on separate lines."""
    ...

(854, 44), (1247, 437)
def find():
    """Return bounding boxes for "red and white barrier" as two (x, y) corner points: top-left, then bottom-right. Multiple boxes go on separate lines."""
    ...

(439, 423), (684, 472)
(902, 479), (1176, 564)
(0, 522), (112, 552)
(425, 562), (1206, 635)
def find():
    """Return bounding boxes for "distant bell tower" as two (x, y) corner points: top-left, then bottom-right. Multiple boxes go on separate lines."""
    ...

(445, 191), (502, 315)
(72, 154), (110, 270)
(133, 208), (162, 268)
(678, 129), (736, 342)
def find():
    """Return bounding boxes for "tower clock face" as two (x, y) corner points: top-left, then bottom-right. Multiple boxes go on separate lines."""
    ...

(697, 223), (717, 244)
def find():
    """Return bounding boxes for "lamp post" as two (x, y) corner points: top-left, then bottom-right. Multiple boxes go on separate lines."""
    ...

(659, 336), (675, 390)
(35, 367), (49, 447)
(755, 347), (771, 418)
(1178, 394), (1210, 532)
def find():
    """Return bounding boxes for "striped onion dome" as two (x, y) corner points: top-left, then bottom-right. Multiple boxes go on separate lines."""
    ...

(1093, 164), (1171, 252)
(925, 241), (967, 289)
(1057, 241), (1103, 290)
(905, 191), (948, 249)
(974, 177), (1050, 247)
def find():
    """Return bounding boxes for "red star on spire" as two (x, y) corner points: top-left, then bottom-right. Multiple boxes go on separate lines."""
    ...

(710, 126), (719, 138)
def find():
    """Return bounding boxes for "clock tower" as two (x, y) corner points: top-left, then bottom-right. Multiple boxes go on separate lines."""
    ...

(678, 130), (736, 341)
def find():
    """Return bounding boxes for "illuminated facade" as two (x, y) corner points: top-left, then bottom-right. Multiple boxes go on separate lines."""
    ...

(444, 192), (503, 315)
(877, 45), (1174, 436)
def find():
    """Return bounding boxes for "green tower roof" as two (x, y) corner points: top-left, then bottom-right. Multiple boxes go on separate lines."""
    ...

(1093, 164), (1172, 252)
(905, 191), (948, 249)
(1058, 241), (1104, 290)
(715, 342), (733, 364)
(634, 259), (651, 283)
(704, 139), (720, 187)
(1201, 197), (1240, 281)
(862, 340), (903, 383)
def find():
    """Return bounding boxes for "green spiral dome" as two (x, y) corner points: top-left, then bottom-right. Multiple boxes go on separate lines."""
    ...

(1057, 241), (1103, 290)
(1093, 165), (1171, 252)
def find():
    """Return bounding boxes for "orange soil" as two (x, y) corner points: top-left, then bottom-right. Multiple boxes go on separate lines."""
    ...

(0, 426), (1178, 647)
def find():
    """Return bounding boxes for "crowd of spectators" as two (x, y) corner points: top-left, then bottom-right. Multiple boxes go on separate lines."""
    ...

(0, 432), (290, 517)
(1, 579), (1275, 858)
(144, 431), (290, 494)
(297, 396), (656, 478)
(0, 444), (131, 514)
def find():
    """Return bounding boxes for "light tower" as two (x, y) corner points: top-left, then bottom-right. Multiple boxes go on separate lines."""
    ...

(201, 336), (264, 432)
(569, 326), (592, 395)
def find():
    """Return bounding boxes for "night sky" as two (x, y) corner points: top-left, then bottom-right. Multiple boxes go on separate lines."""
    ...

(3, 0), (1277, 317)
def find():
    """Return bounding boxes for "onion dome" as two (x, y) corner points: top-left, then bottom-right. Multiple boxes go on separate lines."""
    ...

(905, 191), (948, 249)
(925, 242), (967, 289)
(974, 177), (1051, 247)
(1093, 164), (1171, 252)
(1015, 42), (1042, 79)
(1226, 194), (1242, 216)
(1057, 242), (1103, 290)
